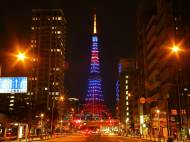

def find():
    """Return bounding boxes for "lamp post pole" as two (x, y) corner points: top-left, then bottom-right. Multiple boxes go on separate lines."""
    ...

(40, 113), (44, 137)
(170, 44), (183, 140)
(176, 61), (182, 140)
(156, 109), (160, 140)
(166, 93), (171, 138)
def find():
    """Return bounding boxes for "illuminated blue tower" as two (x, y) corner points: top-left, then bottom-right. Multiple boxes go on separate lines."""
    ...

(83, 13), (108, 119)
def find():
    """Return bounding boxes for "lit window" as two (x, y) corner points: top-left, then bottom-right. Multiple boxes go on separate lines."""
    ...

(126, 96), (128, 100)
(58, 17), (62, 20)
(31, 27), (34, 30)
(10, 96), (15, 98)
(52, 27), (54, 29)
(126, 107), (129, 110)
(127, 112), (129, 116)
(10, 100), (14, 102)
(126, 85), (128, 89)
(126, 80), (128, 84)
(32, 17), (35, 20)
(57, 49), (60, 52)
(56, 92), (59, 95)
(56, 68), (60, 71)
(57, 31), (61, 34)
(126, 101), (128, 105)
(9, 104), (14, 106)
(126, 118), (129, 123)
(126, 91), (128, 94)
(125, 75), (128, 78)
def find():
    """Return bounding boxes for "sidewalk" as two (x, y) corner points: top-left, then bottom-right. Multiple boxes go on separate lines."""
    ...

(2, 134), (67, 142)
(128, 135), (188, 142)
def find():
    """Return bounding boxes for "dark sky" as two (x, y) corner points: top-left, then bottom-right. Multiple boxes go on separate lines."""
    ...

(0, 0), (138, 114)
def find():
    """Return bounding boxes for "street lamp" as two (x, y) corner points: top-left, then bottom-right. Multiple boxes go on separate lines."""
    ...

(169, 43), (183, 140)
(60, 96), (65, 102)
(59, 96), (64, 135)
(171, 45), (181, 53)
(17, 52), (26, 62)
(156, 109), (160, 140)
(40, 113), (44, 118)
(40, 113), (44, 136)
(60, 120), (63, 134)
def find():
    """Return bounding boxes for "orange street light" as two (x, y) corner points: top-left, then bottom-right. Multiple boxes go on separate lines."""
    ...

(171, 45), (181, 53)
(168, 43), (183, 60)
(40, 113), (44, 118)
(17, 52), (26, 61)
(60, 96), (65, 101)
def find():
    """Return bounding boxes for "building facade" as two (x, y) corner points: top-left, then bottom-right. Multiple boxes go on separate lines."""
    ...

(28, 9), (66, 117)
(137, 0), (190, 138)
(117, 59), (138, 134)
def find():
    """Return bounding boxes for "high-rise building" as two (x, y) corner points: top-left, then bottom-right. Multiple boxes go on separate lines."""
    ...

(28, 9), (66, 116)
(137, 0), (190, 138)
(116, 59), (138, 133)
(83, 13), (109, 120)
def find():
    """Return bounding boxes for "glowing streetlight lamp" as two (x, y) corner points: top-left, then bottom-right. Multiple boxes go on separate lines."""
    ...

(40, 113), (44, 136)
(17, 52), (26, 61)
(156, 109), (160, 140)
(169, 43), (183, 140)
(40, 113), (44, 118)
(60, 96), (65, 102)
(171, 45), (181, 53)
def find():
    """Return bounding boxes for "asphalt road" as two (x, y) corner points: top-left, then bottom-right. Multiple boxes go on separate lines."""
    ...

(44, 134), (151, 142)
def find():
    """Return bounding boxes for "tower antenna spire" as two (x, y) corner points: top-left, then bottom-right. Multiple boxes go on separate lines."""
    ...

(93, 12), (97, 34)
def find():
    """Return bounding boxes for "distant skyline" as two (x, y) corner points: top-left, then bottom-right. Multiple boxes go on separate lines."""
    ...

(0, 0), (138, 114)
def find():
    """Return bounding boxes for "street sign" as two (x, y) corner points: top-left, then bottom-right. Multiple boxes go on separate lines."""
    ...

(0, 77), (27, 93)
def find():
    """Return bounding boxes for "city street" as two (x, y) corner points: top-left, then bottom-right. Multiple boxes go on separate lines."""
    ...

(1, 1), (190, 141)
(42, 134), (150, 142)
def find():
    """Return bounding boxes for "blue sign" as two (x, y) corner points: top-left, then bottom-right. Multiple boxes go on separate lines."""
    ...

(0, 77), (27, 93)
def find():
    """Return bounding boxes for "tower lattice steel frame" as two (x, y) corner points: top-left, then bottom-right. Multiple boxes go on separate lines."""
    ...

(83, 13), (109, 120)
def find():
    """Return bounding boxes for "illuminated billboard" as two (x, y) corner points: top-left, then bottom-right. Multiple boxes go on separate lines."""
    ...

(0, 77), (27, 93)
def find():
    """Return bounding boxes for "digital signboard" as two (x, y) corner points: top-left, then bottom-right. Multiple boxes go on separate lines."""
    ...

(0, 77), (27, 93)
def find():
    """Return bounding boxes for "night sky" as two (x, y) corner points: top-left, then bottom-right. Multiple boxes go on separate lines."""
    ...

(0, 0), (138, 115)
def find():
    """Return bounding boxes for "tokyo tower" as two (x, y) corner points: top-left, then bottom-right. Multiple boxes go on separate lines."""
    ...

(83, 12), (109, 120)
